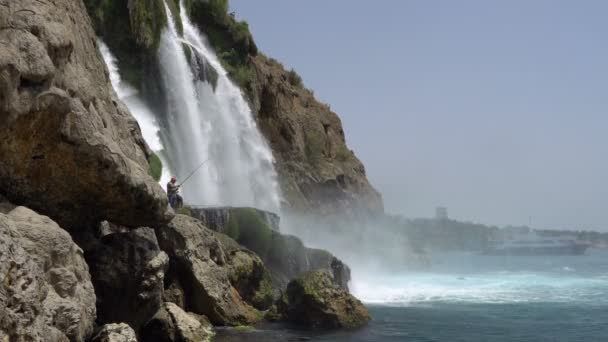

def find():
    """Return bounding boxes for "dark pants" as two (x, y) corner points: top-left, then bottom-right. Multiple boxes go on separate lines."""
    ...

(169, 194), (183, 209)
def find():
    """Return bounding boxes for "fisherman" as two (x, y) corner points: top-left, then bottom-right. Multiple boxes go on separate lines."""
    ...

(167, 176), (183, 209)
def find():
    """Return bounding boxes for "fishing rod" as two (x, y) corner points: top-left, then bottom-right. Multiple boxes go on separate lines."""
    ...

(179, 158), (210, 187)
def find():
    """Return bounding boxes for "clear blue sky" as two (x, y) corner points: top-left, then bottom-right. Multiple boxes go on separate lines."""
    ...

(231, 0), (608, 231)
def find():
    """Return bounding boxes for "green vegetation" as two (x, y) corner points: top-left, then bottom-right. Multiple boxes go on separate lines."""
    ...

(226, 208), (273, 257)
(184, 0), (258, 90)
(148, 152), (163, 181)
(305, 130), (325, 164)
(287, 68), (303, 88)
(233, 325), (255, 331)
(177, 207), (192, 216)
(83, 0), (166, 89)
(335, 144), (352, 162)
(129, 0), (168, 49)
(251, 275), (274, 308)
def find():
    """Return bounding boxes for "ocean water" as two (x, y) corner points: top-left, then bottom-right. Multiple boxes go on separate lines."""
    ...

(216, 249), (608, 341)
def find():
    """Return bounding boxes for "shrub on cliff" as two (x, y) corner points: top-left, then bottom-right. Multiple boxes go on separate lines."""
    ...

(287, 68), (303, 87)
(148, 152), (163, 182)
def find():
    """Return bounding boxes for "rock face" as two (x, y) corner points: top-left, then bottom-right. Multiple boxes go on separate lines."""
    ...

(91, 323), (137, 342)
(142, 302), (214, 342)
(86, 227), (168, 333)
(215, 233), (275, 310)
(0, 205), (96, 341)
(0, 0), (171, 230)
(155, 215), (260, 325)
(190, 207), (280, 233)
(200, 207), (351, 291)
(267, 270), (370, 330)
(249, 54), (383, 216)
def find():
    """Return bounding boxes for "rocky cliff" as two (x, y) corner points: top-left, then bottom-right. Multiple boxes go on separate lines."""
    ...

(83, 0), (383, 216)
(0, 0), (171, 230)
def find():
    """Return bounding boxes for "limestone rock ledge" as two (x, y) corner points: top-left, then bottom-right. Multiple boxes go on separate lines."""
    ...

(0, 204), (96, 341)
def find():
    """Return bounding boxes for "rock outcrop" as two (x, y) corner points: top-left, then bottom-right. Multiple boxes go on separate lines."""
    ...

(85, 226), (168, 333)
(267, 270), (370, 330)
(0, 0), (171, 230)
(155, 214), (260, 325)
(249, 55), (383, 216)
(142, 302), (214, 342)
(190, 206), (280, 233)
(196, 207), (351, 291)
(215, 233), (275, 310)
(91, 323), (137, 342)
(0, 205), (96, 341)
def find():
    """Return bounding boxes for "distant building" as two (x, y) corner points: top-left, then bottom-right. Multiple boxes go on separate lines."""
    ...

(436, 207), (448, 220)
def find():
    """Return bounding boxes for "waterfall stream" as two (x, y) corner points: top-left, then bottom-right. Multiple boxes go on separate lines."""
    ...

(100, 2), (281, 213)
(98, 41), (172, 186)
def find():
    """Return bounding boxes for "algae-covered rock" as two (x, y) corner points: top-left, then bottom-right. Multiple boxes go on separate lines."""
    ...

(0, 205), (96, 341)
(215, 233), (275, 310)
(155, 214), (260, 325)
(267, 270), (370, 330)
(195, 207), (352, 291)
(142, 302), (214, 342)
(0, 0), (172, 230)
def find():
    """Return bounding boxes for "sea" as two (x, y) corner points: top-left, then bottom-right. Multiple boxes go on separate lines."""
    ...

(215, 249), (608, 341)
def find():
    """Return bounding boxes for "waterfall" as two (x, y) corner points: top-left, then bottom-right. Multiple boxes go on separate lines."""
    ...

(157, 0), (281, 212)
(98, 41), (172, 185)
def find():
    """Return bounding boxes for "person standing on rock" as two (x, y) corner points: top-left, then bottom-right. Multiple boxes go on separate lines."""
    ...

(167, 176), (183, 209)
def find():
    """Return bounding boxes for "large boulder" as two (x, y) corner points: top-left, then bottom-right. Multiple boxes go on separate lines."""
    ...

(0, 0), (172, 230)
(142, 302), (214, 342)
(155, 215), (260, 325)
(267, 270), (370, 330)
(86, 227), (168, 333)
(214, 233), (275, 310)
(90, 323), (137, 342)
(0, 205), (96, 341)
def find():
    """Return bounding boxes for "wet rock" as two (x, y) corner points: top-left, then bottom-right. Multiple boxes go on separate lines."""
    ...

(196, 207), (351, 291)
(0, 206), (95, 341)
(0, 0), (172, 230)
(86, 227), (168, 332)
(215, 233), (275, 310)
(155, 215), (260, 325)
(267, 270), (370, 329)
(142, 302), (214, 342)
(91, 323), (137, 342)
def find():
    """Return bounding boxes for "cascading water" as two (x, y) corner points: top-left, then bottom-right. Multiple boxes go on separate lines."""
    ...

(98, 41), (172, 185)
(157, 1), (281, 212)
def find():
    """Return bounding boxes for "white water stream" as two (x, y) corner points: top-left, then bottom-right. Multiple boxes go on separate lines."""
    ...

(157, 0), (280, 211)
(98, 41), (172, 186)
(99, 2), (281, 212)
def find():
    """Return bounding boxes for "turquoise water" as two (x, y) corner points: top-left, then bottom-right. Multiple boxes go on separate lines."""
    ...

(216, 249), (608, 341)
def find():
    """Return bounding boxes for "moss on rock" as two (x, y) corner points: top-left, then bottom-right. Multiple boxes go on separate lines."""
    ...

(226, 208), (273, 257)
(148, 152), (163, 182)
(266, 271), (370, 329)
